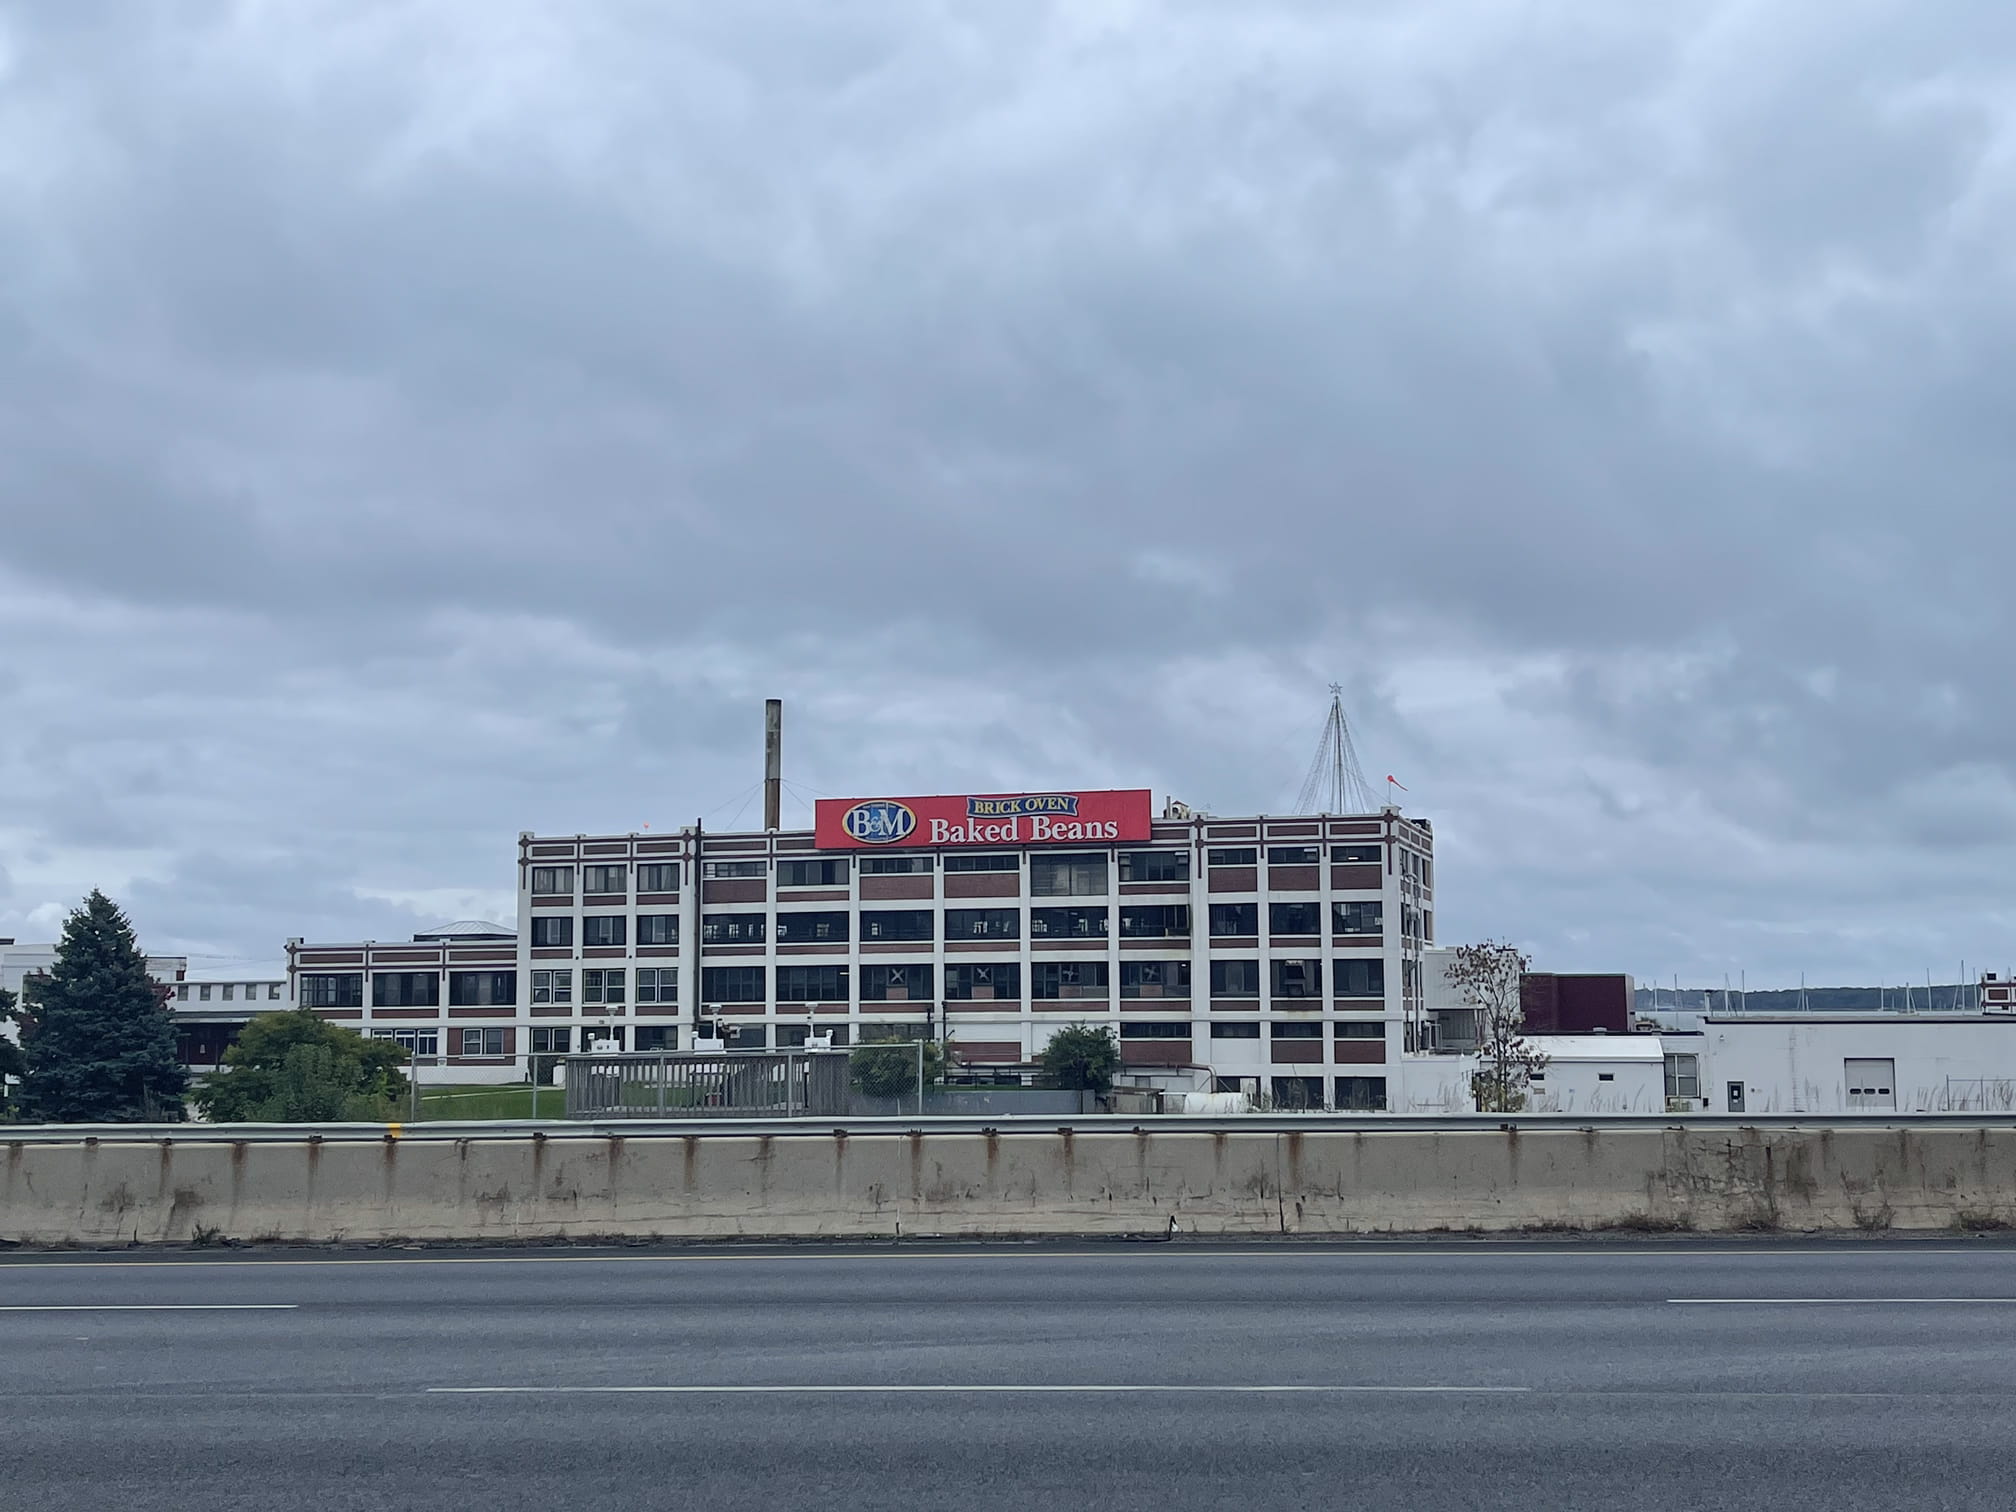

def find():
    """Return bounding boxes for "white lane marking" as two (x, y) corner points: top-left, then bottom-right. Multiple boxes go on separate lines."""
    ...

(421, 1395), (1524, 1403)
(1669, 1297), (2016, 1305)
(0, 1303), (301, 1312)
(0, 1304), (300, 1312)
(0, 1248), (2001, 1270)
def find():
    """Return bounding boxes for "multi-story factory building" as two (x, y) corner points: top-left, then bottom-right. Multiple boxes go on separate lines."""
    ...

(505, 788), (1434, 1110)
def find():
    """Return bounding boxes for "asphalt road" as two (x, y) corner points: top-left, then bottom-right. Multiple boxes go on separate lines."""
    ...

(5, 1238), (2016, 1510)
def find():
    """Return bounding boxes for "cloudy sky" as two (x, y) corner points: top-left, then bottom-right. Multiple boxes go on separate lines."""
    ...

(2, 1), (2012, 988)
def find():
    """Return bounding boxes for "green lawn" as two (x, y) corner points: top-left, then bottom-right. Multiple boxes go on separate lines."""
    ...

(415, 1084), (558, 1121)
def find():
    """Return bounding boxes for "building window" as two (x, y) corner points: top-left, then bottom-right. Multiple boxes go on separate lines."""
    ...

(1270, 1076), (1325, 1109)
(582, 915), (626, 948)
(583, 864), (627, 895)
(635, 1026), (677, 1052)
(862, 910), (934, 942)
(1118, 905), (1189, 939)
(776, 965), (849, 1002)
(1331, 845), (1380, 865)
(776, 911), (849, 943)
(1210, 960), (1262, 997)
(531, 1027), (572, 1056)
(703, 860), (766, 879)
(1334, 901), (1384, 938)
(1271, 1021), (1323, 1039)
(943, 853), (1018, 874)
(299, 973), (362, 1008)
(1030, 852), (1108, 897)
(700, 966), (766, 1003)
(1273, 959), (1322, 998)
(456, 1028), (506, 1058)
(702, 913), (767, 944)
(1665, 1053), (1700, 1100)
(372, 1028), (440, 1057)
(1030, 906), (1108, 939)
(222, 984), (237, 1001)
(945, 962), (1020, 1001)
(199, 984), (213, 1001)
(1120, 961), (1191, 998)
(1207, 847), (1256, 867)
(449, 971), (516, 1007)
(1334, 1021), (1384, 1040)
(1033, 961), (1109, 1000)
(636, 967), (678, 1003)
(1335, 1076), (1387, 1111)
(268, 984), (282, 1000)
(373, 972), (440, 1008)
(860, 854), (933, 874)
(1209, 902), (1258, 937)
(729, 1025), (769, 1049)
(945, 908), (1019, 940)
(637, 863), (681, 892)
(1209, 1021), (1261, 1039)
(1120, 1021), (1189, 1039)
(778, 858), (849, 888)
(1335, 959), (1385, 998)
(584, 1026), (626, 1051)
(861, 964), (934, 1002)
(531, 969), (573, 1004)
(1119, 851), (1190, 883)
(1267, 846), (1320, 865)
(176, 984), (189, 1001)
(636, 914), (679, 946)
(583, 968), (627, 1004)
(1269, 902), (1320, 935)
(530, 916), (574, 948)
(530, 866), (574, 895)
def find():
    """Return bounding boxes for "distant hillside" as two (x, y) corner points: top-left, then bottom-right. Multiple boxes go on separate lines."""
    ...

(1636, 985), (1979, 1013)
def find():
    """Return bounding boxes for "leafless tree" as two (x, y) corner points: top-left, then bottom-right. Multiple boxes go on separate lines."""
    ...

(1448, 940), (1548, 1113)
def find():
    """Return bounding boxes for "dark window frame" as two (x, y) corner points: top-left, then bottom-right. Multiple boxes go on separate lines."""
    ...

(1029, 852), (1108, 898)
(1118, 851), (1190, 883)
(582, 864), (627, 895)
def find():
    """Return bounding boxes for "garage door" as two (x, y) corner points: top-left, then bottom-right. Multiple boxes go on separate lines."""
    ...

(1845, 1058), (1896, 1111)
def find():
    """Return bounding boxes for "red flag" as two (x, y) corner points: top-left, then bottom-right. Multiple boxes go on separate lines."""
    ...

(1385, 775), (1408, 791)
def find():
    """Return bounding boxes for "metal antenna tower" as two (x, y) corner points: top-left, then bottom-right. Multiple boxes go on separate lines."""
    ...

(1294, 684), (1378, 814)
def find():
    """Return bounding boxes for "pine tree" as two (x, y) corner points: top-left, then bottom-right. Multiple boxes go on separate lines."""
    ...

(0, 985), (24, 1113)
(20, 891), (188, 1123)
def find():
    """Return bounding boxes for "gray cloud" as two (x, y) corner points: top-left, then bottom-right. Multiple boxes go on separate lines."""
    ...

(3, 0), (2014, 985)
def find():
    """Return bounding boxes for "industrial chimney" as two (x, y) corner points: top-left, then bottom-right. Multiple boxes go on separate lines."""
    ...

(763, 698), (783, 831)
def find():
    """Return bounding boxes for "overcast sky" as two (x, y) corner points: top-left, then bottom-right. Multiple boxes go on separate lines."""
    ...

(2, 2), (2012, 987)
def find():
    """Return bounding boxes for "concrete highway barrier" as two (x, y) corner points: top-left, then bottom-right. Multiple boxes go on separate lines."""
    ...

(4, 1122), (2014, 1243)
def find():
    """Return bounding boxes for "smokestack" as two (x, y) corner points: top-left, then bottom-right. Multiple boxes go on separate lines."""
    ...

(763, 698), (782, 831)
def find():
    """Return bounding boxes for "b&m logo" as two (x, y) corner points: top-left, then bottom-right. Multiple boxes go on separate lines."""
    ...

(840, 799), (917, 845)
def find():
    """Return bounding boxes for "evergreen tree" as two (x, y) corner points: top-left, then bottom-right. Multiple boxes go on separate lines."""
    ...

(20, 891), (187, 1123)
(0, 985), (25, 1114)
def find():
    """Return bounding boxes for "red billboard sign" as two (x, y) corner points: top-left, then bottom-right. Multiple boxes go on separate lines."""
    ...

(814, 789), (1154, 850)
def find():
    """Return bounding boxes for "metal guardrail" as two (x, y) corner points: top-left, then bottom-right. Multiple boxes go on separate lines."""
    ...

(7, 1112), (2016, 1144)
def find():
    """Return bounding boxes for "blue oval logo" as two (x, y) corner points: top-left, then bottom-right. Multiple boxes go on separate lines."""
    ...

(841, 799), (917, 846)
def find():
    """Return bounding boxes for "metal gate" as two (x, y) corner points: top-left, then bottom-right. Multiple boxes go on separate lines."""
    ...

(560, 1050), (850, 1119)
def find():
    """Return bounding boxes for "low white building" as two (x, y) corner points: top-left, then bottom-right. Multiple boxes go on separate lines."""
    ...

(2, 939), (189, 1004)
(1394, 1034), (1666, 1113)
(1661, 1014), (2016, 1115)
